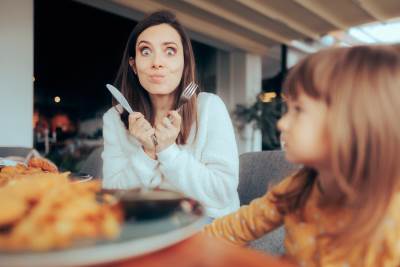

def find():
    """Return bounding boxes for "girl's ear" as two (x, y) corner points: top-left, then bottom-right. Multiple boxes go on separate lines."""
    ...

(129, 57), (137, 75)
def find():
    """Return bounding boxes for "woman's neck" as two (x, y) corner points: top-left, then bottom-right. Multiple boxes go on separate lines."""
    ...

(149, 93), (175, 121)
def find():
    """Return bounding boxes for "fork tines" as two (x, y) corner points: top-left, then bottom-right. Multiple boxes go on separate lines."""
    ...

(182, 82), (198, 98)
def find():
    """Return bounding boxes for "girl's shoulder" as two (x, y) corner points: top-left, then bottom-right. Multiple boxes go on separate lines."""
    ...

(372, 190), (400, 263)
(269, 174), (297, 194)
(378, 190), (400, 229)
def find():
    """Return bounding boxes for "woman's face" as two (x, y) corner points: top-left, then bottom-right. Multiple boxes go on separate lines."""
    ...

(130, 23), (184, 96)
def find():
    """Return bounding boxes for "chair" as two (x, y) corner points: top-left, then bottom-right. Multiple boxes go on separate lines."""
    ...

(238, 150), (299, 255)
(80, 146), (104, 179)
(0, 147), (35, 158)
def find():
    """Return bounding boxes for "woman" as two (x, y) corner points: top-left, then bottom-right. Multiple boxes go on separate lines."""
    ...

(102, 11), (239, 218)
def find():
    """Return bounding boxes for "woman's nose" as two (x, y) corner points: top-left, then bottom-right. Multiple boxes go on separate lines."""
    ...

(151, 53), (164, 69)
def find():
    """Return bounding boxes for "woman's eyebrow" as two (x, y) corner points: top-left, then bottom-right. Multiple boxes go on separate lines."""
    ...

(162, 41), (178, 46)
(137, 40), (178, 47)
(137, 40), (151, 46)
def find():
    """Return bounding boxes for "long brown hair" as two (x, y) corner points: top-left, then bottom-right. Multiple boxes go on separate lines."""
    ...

(275, 45), (400, 261)
(113, 10), (198, 144)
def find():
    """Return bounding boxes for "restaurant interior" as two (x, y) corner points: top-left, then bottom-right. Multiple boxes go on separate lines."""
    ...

(1, 0), (400, 266)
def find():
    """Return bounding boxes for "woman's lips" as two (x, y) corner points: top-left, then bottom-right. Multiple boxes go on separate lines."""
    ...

(149, 74), (165, 83)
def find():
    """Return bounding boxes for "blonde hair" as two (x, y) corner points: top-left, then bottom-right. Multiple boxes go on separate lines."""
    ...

(275, 45), (400, 261)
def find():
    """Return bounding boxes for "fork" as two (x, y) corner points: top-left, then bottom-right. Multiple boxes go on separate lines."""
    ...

(175, 82), (198, 113)
(151, 82), (198, 145)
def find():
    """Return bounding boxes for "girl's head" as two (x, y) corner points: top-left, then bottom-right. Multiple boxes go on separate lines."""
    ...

(115, 10), (197, 144)
(276, 45), (400, 257)
(277, 83), (330, 169)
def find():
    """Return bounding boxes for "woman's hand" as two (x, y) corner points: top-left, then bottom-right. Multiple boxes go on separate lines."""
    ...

(128, 113), (156, 158)
(155, 111), (182, 152)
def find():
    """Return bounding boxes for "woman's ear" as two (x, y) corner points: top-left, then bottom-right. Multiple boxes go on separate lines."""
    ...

(129, 57), (137, 75)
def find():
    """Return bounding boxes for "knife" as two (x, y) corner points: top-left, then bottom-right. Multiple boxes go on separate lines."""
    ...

(106, 84), (158, 145)
(106, 84), (134, 114)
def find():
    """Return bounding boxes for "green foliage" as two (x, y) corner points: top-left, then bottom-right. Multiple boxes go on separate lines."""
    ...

(232, 96), (283, 150)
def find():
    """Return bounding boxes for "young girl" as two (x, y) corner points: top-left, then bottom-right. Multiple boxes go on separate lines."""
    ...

(102, 11), (239, 218)
(205, 45), (400, 266)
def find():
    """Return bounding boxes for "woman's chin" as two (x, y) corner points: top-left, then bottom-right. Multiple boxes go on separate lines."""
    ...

(146, 87), (175, 96)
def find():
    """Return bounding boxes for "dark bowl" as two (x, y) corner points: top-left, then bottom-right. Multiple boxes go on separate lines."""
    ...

(69, 172), (93, 183)
(101, 188), (186, 220)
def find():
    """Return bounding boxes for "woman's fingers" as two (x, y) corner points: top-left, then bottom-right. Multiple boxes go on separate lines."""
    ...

(155, 122), (167, 133)
(162, 117), (173, 129)
(167, 111), (182, 128)
(129, 113), (153, 131)
(136, 118), (147, 128)
(128, 112), (143, 124)
(146, 127), (155, 135)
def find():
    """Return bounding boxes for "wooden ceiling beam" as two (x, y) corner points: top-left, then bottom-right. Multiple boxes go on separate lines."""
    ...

(235, 0), (320, 40)
(112, 0), (270, 54)
(355, 0), (389, 21)
(182, 0), (292, 46)
(291, 0), (348, 30)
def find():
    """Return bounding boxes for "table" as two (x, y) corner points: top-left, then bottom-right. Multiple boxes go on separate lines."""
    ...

(97, 234), (298, 267)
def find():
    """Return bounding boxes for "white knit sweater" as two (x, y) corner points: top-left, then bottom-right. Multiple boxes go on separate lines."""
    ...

(101, 92), (240, 218)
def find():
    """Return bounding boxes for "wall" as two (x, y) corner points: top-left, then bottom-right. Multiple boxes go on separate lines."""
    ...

(0, 0), (33, 147)
(217, 50), (262, 154)
(287, 48), (307, 68)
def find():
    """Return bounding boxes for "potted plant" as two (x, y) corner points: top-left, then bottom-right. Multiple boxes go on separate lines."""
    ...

(232, 93), (283, 150)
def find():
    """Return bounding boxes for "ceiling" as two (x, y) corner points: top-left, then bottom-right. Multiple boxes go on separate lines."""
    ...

(79, 0), (400, 55)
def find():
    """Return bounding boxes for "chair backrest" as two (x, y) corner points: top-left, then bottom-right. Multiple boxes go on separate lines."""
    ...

(80, 146), (104, 179)
(238, 150), (298, 205)
(0, 147), (34, 158)
(239, 150), (299, 255)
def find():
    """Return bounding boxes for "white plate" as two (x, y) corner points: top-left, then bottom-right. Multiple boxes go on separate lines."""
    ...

(0, 158), (22, 167)
(0, 203), (206, 267)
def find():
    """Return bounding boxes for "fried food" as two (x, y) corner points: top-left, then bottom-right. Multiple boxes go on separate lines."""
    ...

(0, 157), (59, 187)
(28, 157), (58, 173)
(0, 163), (43, 187)
(0, 167), (123, 251)
(0, 193), (27, 226)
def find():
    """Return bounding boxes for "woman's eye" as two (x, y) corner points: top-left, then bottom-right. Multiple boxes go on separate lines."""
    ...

(166, 47), (176, 56)
(140, 47), (151, 56)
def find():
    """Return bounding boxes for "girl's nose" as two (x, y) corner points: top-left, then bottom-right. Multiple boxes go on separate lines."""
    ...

(277, 114), (288, 132)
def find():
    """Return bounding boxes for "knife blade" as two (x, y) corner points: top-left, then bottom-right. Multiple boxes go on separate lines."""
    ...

(106, 84), (134, 114)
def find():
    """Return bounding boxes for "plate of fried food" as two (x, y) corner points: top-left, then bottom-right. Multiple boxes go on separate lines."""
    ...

(0, 159), (206, 267)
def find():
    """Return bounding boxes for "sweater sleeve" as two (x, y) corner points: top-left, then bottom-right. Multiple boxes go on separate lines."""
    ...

(203, 176), (293, 245)
(363, 191), (400, 267)
(157, 94), (239, 217)
(101, 108), (161, 189)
